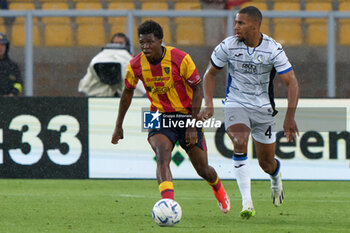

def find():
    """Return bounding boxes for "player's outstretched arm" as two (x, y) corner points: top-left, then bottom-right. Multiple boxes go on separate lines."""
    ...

(279, 69), (300, 142)
(111, 87), (134, 144)
(198, 62), (221, 120)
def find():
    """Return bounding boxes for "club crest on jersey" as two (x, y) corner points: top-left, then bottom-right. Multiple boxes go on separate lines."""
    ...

(164, 67), (170, 74)
(256, 54), (264, 63)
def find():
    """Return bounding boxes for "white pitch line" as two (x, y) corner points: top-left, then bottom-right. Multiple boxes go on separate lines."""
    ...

(119, 194), (350, 203)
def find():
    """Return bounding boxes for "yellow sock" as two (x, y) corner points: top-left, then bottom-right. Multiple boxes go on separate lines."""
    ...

(207, 176), (222, 192)
(207, 176), (219, 186)
(159, 181), (174, 199)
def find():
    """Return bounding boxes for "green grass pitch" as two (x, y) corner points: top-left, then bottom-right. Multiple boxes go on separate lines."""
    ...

(0, 179), (349, 233)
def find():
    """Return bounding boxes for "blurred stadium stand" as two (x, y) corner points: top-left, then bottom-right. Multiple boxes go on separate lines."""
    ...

(42, 1), (74, 47)
(75, 1), (106, 46)
(141, 0), (172, 44)
(8, 1), (40, 46)
(305, 0), (332, 46)
(272, 0), (303, 46)
(339, 0), (350, 45)
(2, 0), (350, 97)
(174, 0), (205, 45)
(0, 18), (5, 35)
(107, 1), (137, 44)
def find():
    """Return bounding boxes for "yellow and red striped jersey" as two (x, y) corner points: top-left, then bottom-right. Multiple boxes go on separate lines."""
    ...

(125, 46), (201, 114)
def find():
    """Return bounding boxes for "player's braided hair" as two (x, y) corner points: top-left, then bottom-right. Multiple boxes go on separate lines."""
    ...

(137, 20), (164, 40)
(238, 6), (262, 26)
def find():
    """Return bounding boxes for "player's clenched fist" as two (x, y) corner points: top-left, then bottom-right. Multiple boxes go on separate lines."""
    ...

(111, 127), (124, 144)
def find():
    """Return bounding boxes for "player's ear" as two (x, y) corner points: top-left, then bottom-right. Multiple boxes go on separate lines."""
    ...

(252, 21), (260, 31)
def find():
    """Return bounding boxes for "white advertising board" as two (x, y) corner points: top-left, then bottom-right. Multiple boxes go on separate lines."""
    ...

(89, 98), (350, 180)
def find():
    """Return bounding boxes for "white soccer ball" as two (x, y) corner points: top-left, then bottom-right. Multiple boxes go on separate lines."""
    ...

(152, 199), (182, 227)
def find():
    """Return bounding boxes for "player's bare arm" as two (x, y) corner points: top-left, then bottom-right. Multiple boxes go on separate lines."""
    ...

(111, 87), (134, 144)
(279, 69), (300, 142)
(198, 62), (221, 120)
(186, 82), (203, 147)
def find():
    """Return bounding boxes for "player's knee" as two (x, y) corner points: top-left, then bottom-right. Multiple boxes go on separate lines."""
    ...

(233, 137), (248, 151)
(156, 155), (171, 168)
(196, 168), (207, 179)
(155, 145), (172, 166)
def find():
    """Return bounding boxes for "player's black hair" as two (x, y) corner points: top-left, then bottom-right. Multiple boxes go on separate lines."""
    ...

(137, 20), (163, 40)
(110, 32), (131, 53)
(238, 6), (262, 25)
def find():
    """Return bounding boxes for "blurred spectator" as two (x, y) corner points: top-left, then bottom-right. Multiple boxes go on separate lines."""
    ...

(0, 32), (22, 96)
(0, 0), (8, 10)
(201, 0), (226, 4)
(78, 33), (145, 97)
(110, 32), (131, 54)
(225, 0), (251, 10)
(201, 0), (250, 9)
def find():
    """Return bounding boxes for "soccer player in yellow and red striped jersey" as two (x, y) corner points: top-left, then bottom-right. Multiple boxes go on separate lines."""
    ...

(125, 43), (199, 114)
(111, 20), (230, 213)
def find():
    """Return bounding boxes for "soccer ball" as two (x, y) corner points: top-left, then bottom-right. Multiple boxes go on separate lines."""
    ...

(152, 199), (182, 227)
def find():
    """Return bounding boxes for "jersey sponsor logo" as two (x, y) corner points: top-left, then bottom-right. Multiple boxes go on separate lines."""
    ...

(242, 63), (257, 74)
(145, 83), (174, 94)
(235, 53), (243, 57)
(150, 85), (174, 94)
(146, 76), (170, 82)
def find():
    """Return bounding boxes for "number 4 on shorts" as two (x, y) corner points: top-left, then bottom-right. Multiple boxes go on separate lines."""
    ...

(265, 125), (272, 139)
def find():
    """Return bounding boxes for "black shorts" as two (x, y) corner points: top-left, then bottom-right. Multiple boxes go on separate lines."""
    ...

(147, 113), (207, 152)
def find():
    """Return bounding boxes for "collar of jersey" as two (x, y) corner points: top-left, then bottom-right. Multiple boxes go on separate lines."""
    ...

(246, 33), (263, 56)
(149, 46), (166, 65)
